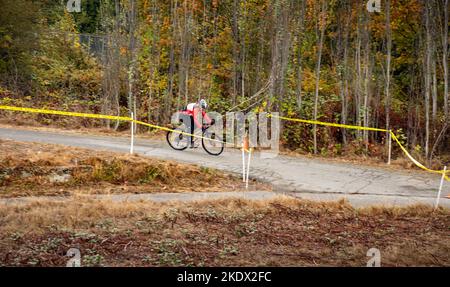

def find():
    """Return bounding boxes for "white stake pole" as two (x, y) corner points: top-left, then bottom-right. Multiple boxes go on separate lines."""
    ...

(242, 145), (246, 182)
(245, 149), (252, 189)
(130, 112), (134, 154)
(434, 166), (447, 210)
(387, 130), (392, 165)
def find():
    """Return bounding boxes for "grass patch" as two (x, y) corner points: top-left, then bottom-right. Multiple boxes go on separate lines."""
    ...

(0, 197), (448, 267)
(0, 140), (267, 197)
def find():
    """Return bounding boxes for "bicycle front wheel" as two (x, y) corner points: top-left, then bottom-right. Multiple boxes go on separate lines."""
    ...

(202, 130), (224, 156)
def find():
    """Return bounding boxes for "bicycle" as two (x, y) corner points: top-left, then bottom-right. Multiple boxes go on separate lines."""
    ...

(166, 121), (225, 156)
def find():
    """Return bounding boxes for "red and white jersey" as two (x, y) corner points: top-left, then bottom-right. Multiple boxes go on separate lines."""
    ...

(186, 103), (197, 111)
(181, 103), (212, 128)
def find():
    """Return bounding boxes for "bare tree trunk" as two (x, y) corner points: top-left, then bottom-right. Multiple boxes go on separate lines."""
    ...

(442, 0), (449, 118)
(99, 0), (111, 129)
(178, 0), (192, 106)
(430, 1), (438, 124)
(313, 0), (327, 154)
(341, 1), (351, 145)
(424, 0), (432, 159)
(241, 1), (247, 101)
(254, 22), (264, 97)
(334, 0), (350, 145)
(431, 59), (438, 122)
(267, 2), (279, 110)
(354, 10), (362, 139)
(101, 34), (111, 129)
(268, 0), (292, 113)
(165, 0), (177, 121)
(430, 122), (449, 161)
(385, 0), (392, 145)
(277, 0), (292, 109)
(362, 11), (371, 151)
(113, 0), (121, 131)
(208, 2), (219, 99)
(147, 0), (160, 129)
(296, 0), (306, 112)
(183, 0), (192, 104)
(406, 66), (416, 147)
(128, 0), (137, 131)
(231, 0), (241, 106)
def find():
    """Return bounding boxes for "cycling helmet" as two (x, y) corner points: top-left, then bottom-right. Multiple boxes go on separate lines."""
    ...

(199, 99), (208, 109)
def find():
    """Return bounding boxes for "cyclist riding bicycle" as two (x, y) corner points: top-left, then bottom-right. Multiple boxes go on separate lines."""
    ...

(180, 99), (213, 148)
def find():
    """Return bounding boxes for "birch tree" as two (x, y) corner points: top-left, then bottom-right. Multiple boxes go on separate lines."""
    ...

(312, 0), (327, 154)
(385, 0), (392, 147)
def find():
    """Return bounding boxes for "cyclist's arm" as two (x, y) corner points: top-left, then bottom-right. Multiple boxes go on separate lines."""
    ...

(202, 110), (212, 125)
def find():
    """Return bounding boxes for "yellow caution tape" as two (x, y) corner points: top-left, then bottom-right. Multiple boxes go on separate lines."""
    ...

(0, 105), (131, 121)
(270, 114), (449, 181)
(390, 131), (449, 181)
(0, 105), (447, 180)
(0, 105), (226, 144)
(269, 114), (388, 132)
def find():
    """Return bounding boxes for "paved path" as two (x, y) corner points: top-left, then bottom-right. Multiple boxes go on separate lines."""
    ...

(1, 127), (449, 208)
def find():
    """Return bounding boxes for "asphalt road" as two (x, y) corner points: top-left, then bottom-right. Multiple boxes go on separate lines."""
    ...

(1, 127), (449, 208)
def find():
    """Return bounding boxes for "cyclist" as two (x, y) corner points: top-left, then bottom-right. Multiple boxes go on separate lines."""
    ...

(180, 99), (213, 148)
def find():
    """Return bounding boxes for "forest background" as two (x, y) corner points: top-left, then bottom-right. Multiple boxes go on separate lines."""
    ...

(0, 0), (448, 166)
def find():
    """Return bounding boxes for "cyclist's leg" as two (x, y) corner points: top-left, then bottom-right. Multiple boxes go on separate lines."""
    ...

(189, 116), (196, 147)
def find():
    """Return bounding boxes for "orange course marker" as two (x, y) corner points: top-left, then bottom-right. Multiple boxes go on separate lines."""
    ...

(242, 135), (250, 152)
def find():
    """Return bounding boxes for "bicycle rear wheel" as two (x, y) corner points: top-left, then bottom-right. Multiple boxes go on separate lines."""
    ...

(166, 128), (189, 151)
(202, 130), (224, 156)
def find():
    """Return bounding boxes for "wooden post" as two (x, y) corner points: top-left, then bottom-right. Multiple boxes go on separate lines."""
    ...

(242, 145), (246, 182)
(387, 130), (392, 165)
(130, 112), (134, 154)
(245, 149), (252, 189)
(242, 134), (249, 183)
(434, 166), (447, 210)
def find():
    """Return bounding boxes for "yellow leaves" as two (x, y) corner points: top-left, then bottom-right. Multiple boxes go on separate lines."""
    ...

(159, 38), (171, 47)
(301, 69), (316, 93)
(141, 0), (151, 13)
(162, 17), (171, 31)
(192, 0), (204, 13)
(120, 47), (128, 56)
(258, 101), (268, 113)
(2, 34), (13, 45)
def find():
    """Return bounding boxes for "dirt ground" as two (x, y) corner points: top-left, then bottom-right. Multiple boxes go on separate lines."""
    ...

(0, 138), (448, 267)
(0, 139), (267, 197)
(0, 197), (448, 267)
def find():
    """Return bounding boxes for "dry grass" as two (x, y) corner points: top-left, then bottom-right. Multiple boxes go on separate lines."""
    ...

(0, 140), (267, 197)
(0, 121), (165, 140)
(0, 197), (448, 267)
(1, 131), (448, 267)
